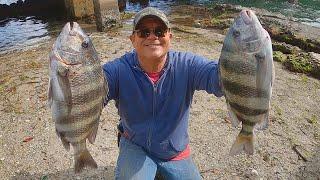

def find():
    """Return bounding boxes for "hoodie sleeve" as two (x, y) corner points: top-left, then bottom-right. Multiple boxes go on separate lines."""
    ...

(188, 53), (224, 97)
(102, 59), (120, 105)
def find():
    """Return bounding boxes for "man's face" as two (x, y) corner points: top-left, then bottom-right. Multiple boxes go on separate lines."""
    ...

(130, 17), (172, 61)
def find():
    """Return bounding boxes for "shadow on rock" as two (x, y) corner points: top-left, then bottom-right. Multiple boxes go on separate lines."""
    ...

(11, 166), (115, 180)
(295, 145), (320, 179)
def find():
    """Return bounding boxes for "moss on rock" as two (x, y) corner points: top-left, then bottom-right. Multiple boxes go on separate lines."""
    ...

(285, 53), (313, 73)
(273, 51), (287, 63)
(272, 42), (300, 54)
(284, 53), (320, 79)
(273, 51), (320, 79)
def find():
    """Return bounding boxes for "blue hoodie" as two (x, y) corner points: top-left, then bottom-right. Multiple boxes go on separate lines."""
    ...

(103, 50), (223, 160)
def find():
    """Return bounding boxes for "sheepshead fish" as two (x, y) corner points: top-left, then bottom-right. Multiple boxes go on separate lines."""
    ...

(48, 22), (108, 173)
(219, 10), (274, 155)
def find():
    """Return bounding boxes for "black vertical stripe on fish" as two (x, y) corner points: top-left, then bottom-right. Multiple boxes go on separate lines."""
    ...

(58, 101), (103, 125)
(240, 128), (253, 136)
(71, 84), (105, 105)
(241, 120), (257, 127)
(63, 119), (98, 137)
(229, 102), (268, 116)
(222, 78), (269, 98)
(220, 58), (256, 76)
(239, 120), (254, 133)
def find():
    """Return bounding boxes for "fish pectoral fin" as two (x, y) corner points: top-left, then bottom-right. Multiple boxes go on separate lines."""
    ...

(88, 121), (99, 144)
(227, 102), (241, 127)
(51, 52), (70, 77)
(229, 133), (254, 156)
(49, 55), (72, 107)
(255, 51), (268, 89)
(56, 72), (72, 108)
(74, 149), (97, 173)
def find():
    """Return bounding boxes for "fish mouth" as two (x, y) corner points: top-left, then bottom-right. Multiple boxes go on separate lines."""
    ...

(70, 21), (74, 30)
(240, 10), (253, 25)
(67, 21), (78, 32)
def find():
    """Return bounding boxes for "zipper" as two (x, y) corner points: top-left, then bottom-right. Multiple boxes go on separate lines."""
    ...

(148, 84), (157, 150)
(133, 65), (156, 151)
(133, 65), (168, 152)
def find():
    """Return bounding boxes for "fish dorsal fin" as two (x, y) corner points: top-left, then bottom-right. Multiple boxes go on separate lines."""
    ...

(48, 78), (53, 108)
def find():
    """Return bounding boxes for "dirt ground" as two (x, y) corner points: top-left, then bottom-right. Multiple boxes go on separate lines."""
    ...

(0, 12), (320, 180)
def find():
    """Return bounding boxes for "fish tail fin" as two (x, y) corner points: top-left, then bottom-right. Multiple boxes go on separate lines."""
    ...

(229, 133), (254, 156)
(74, 149), (97, 173)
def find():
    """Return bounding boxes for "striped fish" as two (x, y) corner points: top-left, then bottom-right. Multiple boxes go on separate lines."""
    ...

(219, 10), (274, 155)
(48, 22), (108, 173)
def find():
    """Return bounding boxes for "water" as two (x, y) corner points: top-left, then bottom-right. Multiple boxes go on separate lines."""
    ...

(0, 17), (50, 53)
(0, 0), (25, 5)
(0, 0), (65, 54)
(123, 0), (176, 12)
(0, 0), (319, 54)
(212, 0), (320, 28)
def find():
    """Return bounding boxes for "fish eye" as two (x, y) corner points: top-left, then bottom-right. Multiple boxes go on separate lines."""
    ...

(81, 41), (89, 48)
(233, 30), (240, 37)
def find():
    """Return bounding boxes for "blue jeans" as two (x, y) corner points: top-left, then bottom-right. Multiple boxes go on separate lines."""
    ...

(115, 137), (201, 180)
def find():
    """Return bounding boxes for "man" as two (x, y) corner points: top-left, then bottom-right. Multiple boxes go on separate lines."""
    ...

(103, 7), (223, 180)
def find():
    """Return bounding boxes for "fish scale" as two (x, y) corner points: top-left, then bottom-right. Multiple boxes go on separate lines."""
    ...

(48, 22), (108, 173)
(219, 9), (274, 155)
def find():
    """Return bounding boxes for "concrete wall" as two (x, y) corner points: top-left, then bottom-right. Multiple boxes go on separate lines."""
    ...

(63, 0), (121, 31)
(93, 0), (121, 31)
(64, 0), (95, 18)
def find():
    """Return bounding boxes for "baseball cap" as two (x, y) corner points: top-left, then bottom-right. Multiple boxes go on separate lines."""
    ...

(133, 7), (170, 30)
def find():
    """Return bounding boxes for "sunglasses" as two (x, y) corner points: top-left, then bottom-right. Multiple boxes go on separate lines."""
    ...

(134, 27), (169, 38)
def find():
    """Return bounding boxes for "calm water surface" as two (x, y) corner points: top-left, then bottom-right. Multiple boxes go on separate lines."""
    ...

(0, 17), (49, 53)
(0, 0), (25, 5)
(0, 0), (319, 54)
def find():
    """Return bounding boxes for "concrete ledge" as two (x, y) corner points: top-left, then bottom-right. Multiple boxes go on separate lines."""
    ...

(93, 0), (121, 31)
